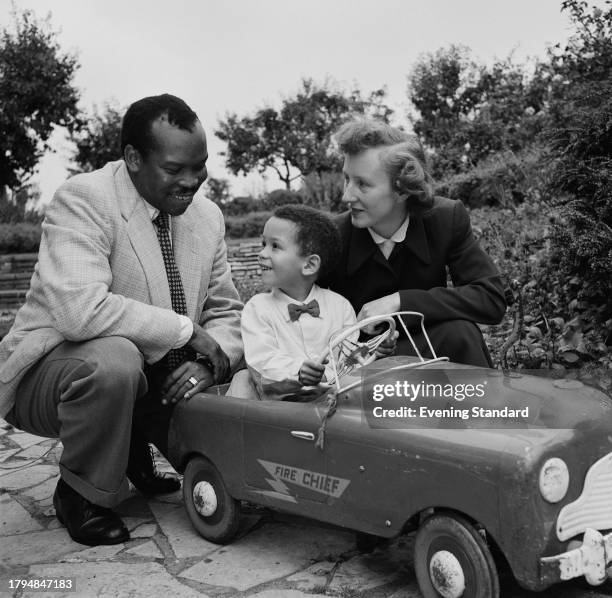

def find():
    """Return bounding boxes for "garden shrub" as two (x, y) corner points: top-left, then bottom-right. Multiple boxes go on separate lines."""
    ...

(221, 195), (262, 217)
(435, 148), (545, 208)
(545, 80), (612, 304)
(262, 188), (303, 210)
(224, 211), (271, 239)
(0, 222), (41, 253)
(472, 201), (611, 380)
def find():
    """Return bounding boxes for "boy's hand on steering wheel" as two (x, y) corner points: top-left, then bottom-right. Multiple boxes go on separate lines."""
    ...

(298, 359), (326, 386)
(375, 330), (399, 358)
(357, 292), (400, 333)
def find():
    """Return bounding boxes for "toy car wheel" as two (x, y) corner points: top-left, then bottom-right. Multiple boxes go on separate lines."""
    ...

(414, 513), (499, 598)
(183, 456), (241, 544)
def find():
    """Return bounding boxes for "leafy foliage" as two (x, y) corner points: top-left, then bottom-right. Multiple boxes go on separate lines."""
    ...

(261, 189), (303, 210)
(464, 203), (610, 386)
(0, 222), (41, 253)
(216, 79), (393, 191)
(408, 45), (548, 177)
(0, 8), (80, 191)
(203, 176), (231, 207)
(543, 0), (612, 303)
(0, 183), (43, 224)
(300, 171), (345, 212)
(224, 211), (271, 238)
(70, 102), (123, 173)
(435, 148), (546, 208)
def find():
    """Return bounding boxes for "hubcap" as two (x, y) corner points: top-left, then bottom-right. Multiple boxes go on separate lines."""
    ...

(429, 550), (466, 598)
(193, 481), (218, 516)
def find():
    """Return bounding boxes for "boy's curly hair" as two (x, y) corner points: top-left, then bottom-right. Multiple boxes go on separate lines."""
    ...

(273, 204), (341, 281)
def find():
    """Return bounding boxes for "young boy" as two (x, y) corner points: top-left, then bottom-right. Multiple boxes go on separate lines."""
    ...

(231, 204), (392, 401)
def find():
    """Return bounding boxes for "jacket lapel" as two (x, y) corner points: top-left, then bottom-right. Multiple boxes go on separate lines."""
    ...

(116, 163), (172, 310)
(346, 214), (432, 276)
(395, 214), (432, 265)
(347, 226), (382, 275)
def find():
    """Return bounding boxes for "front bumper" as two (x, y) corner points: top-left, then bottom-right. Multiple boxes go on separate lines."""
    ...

(540, 528), (612, 586)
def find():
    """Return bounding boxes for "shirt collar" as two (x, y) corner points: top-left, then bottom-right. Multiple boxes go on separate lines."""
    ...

(368, 215), (410, 245)
(144, 201), (161, 223)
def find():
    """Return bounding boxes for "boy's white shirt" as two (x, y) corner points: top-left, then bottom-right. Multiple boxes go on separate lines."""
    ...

(241, 284), (357, 397)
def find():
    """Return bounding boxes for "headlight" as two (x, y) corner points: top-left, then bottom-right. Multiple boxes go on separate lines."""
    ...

(539, 457), (570, 503)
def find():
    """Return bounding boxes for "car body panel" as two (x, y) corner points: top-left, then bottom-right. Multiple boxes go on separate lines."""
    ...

(168, 355), (612, 592)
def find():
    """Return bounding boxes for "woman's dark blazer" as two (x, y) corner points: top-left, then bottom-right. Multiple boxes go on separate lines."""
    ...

(327, 197), (507, 325)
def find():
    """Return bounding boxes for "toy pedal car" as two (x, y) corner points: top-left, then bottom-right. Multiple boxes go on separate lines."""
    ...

(167, 312), (612, 598)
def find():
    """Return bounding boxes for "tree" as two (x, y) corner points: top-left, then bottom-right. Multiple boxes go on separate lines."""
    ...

(0, 8), (80, 197)
(203, 176), (231, 206)
(71, 102), (123, 173)
(408, 46), (548, 177)
(216, 79), (393, 191)
(0, 182), (43, 223)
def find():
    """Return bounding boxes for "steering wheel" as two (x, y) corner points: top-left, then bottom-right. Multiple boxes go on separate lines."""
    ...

(318, 315), (396, 385)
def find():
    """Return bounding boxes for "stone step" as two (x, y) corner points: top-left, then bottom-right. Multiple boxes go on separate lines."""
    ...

(0, 272), (33, 289)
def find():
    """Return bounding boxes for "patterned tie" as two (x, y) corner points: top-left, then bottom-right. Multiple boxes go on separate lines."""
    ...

(154, 212), (188, 369)
(287, 299), (320, 322)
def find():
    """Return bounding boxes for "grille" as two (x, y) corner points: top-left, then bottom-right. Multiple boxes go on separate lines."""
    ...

(557, 452), (612, 541)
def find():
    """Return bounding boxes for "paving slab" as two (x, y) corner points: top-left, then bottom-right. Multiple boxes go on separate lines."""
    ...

(249, 591), (328, 598)
(10, 432), (48, 450)
(0, 448), (19, 462)
(179, 521), (353, 591)
(286, 560), (336, 591)
(27, 562), (207, 598)
(131, 523), (158, 538)
(149, 500), (219, 559)
(21, 475), (59, 502)
(0, 529), (81, 567)
(17, 442), (58, 460)
(60, 544), (125, 563)
(126, 540), (164, 559)
(0, 464), (58, 491)
(328, 541), (413, 594)
(0, 493), (44, 535)
(387, 587), (426, 598)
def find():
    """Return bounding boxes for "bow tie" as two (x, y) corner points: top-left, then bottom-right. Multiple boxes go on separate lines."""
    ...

(287, 299), (320, 321)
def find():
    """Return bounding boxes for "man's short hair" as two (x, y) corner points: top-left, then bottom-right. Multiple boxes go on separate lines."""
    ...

(120, 94), (199, 156)
(335, 118), (434, 211)
(273, 204), (341, 281)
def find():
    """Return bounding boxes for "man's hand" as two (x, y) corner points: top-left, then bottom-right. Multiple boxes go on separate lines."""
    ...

(298, 359), (326, 387)
(356, 292), (401, 333)
(187, 325), (230, 383)
(375, 330), (399, 358)
(161, 360), (214, 404)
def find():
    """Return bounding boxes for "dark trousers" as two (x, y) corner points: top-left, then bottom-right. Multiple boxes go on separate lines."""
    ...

(6, 337), (175, 508)
(397, 319), (493, 367)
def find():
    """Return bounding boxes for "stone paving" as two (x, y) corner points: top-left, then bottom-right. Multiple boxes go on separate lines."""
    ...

(1, 419), (612, 598)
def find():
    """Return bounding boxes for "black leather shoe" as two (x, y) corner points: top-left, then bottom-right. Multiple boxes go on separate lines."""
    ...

(127, 441), (181, 495)
(53, 479), (129, 546)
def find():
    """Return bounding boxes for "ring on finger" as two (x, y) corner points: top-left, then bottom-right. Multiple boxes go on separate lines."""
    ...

(188, 376), (199, 387)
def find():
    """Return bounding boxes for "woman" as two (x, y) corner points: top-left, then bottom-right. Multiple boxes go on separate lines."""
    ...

(326, 119), (506, 367)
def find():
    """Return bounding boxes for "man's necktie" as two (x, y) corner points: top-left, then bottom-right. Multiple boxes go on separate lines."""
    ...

(287, 299), (320, 322)
(154, 212), (188, 369)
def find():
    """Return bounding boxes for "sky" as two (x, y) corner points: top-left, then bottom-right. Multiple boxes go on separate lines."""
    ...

(1, 0), (577, 202)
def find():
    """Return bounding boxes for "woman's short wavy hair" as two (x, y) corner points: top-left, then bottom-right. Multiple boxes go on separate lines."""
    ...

(335, 119), (434, 211)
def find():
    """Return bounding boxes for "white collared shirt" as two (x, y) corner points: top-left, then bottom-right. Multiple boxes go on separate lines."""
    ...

(145, 201), (193, 348)
(241, 285), (357, 397)
(368, 215), (410, 259)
